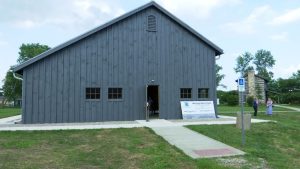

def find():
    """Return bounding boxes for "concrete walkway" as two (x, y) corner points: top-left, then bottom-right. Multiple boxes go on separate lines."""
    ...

(137, 119), (245, 158)
(0, 115), (270, 131)
(274, 105), (300, 112)
(0, 115), (21, 124)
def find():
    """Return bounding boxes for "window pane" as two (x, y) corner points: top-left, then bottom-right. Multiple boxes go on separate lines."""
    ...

(108, 88), (122, 100)
(117, 93), (122, 99)
(86, 93), (90, 99)
(180, 88), (191, 98)
(198, 88), (208, 98)
(86, 87), (100, 100)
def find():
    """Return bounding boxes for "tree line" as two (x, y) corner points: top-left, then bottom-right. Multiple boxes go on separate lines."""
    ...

(217, 49), (300, 105)
(1, 43), (50, 106)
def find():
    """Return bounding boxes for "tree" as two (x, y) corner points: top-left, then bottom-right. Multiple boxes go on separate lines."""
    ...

(216, 64), (225, 87)
(2, 69), (22, 105)
(17, 43), (50, 63)
(277, 78), (300, 104)
(234, 52), (254, 76)
(2, 43), (50, 106)
(253, 49), (275, 80)
(291, 70), (300, 79)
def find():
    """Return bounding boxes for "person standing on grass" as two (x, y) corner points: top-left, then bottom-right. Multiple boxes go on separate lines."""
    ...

(253, 98), (258, 116)
(266, 98), (273, 115)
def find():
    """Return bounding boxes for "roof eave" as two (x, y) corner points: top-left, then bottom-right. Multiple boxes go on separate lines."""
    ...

(13, 1), (223, 72)
(13, 2), (156, 73)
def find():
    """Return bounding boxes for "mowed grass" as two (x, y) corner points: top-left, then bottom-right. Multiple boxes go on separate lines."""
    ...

(289, 104), (300, 109)
(0, 107), (21, 119)
(187, 105), (300, 169)
(1, 105), (299, 168)
(0, 128), (231, 169)
(217, 104), (291, 114)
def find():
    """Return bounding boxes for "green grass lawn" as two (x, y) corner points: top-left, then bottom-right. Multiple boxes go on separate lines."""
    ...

(0, 107), (21, 119)
(217, 104), (291, 114)
(289, 104), (300, 109)
(0, 128), (231, 169)
(187, 106), (300, 169)
(1, 105), (299, 168)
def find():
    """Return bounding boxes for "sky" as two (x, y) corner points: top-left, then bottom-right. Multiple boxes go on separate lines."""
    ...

(0, 0), (300, 90)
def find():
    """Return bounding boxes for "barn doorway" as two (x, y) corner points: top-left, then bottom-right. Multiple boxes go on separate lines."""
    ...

(147, 85), (159, 118)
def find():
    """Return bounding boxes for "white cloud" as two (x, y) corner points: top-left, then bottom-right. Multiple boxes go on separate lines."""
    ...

(223, 5), (272, 34)
(157, 0), (241, 19)
(13, 19), (39, 29)
(270, 32), (288, 41)
(0, 0), (125, 30)
(269, 7), (300, 25)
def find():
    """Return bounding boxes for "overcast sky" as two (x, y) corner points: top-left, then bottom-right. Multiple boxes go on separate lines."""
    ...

(0, 0), (300, 90)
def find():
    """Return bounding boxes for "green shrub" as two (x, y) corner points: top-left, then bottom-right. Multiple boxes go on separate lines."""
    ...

(247, 96), (254, 107)
(217, 90), (227, 105)
(217, 90), (239, 106)
(227, 93), (239, 106)
(281, 92), (300, 104)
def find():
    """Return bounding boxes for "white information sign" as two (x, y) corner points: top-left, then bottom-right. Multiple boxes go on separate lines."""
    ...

(180, 101), (216, 119)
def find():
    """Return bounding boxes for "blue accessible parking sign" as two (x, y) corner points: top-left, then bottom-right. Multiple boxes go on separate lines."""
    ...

(238, 78), (245, 92)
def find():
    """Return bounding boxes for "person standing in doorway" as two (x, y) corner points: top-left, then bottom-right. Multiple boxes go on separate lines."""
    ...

(253, 98), (258, 116)
(266, 98), (273, 115)
(147, 97), (154, 115)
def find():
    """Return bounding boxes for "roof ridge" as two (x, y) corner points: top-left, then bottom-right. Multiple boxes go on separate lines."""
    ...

(14, 1), (223, 73)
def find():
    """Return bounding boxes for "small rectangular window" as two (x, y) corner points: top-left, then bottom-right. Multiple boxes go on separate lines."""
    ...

(108, 88), (122, 100)
(86, 87), (100, 100)
(198, 88), (209, 98)
(180, 88), (192, 98)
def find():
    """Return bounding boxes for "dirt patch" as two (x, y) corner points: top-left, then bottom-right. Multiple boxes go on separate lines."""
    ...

(217, 157), (270, 169)
(76, 144), (94, 152)
(217, 157), (247, 168)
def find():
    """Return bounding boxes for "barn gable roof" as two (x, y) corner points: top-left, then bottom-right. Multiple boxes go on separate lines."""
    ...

(14, 1), (223, 74)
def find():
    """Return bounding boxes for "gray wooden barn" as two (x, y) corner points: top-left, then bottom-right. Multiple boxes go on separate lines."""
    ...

(14, 2), (223, 124)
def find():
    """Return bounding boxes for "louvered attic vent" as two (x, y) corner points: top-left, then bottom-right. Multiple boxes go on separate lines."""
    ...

(147, 15), (156, 32)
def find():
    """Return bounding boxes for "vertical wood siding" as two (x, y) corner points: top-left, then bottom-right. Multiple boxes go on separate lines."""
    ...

(22, 7), (217, 123)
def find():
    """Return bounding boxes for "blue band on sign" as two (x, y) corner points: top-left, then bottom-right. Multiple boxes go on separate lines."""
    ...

(239, 79), (244, 85)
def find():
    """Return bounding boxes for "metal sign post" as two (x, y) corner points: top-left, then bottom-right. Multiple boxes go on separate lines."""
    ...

(238, 78), (245, 146)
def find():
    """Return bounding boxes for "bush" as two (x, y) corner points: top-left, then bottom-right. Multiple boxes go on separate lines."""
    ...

(217, 90), (227, 104)
(217, 90), (239, 106)
(247, 96), (254, 107)
(227, 94), (239, 106)
(281, 92), (300, 104)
